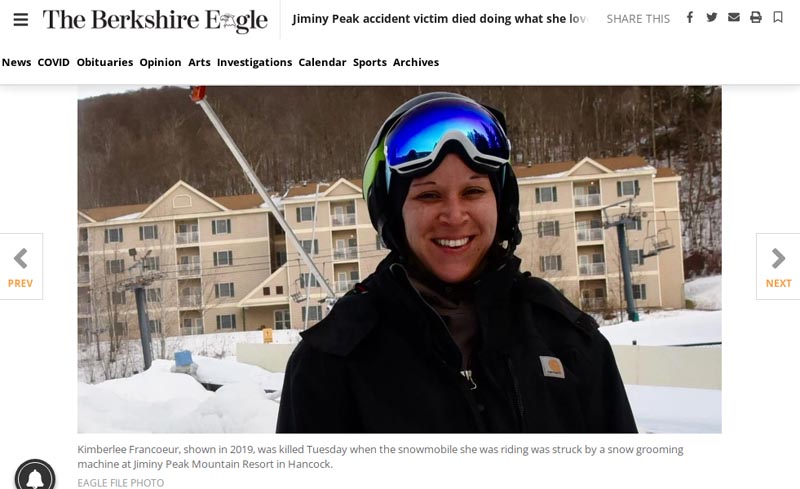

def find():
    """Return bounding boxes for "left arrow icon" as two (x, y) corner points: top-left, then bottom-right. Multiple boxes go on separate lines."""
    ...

(14, 248), (27, 269)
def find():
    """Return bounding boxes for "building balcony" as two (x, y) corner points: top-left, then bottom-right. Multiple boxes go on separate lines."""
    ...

(579, 262), (606, 276)
(179, 294), (203, 308)
(176, 231), (199, 245)
(78, 241), (88, 254)
(577, 228), (604, 242)
(177, 263), (202, 277)
(580, 298), (607, 310)
(78, 271), (91, 284)
(335, 279), (359, 293)
(181, 320), (204, 336)
(574, 194), (601, 207)
(333, 247), (359, 261)
(78, 303), (91, 316)
(332, 213), (357, 227)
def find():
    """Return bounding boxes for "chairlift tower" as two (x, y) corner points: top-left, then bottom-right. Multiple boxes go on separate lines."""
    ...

(601, 199), (640, 322)
(119, 248), (163, 371)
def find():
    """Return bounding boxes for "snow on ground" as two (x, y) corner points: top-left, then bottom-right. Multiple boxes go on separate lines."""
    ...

(78, 276), (722, 433)
(601, 310), (721, 346)
(684, 275), (722, 310)
(626, 385), (721, 434)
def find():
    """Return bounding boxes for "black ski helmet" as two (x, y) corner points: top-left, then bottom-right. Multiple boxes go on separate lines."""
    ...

(362, 92), (522, 257)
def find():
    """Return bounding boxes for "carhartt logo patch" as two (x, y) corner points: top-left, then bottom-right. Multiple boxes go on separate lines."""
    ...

(540, 356), (565, 379)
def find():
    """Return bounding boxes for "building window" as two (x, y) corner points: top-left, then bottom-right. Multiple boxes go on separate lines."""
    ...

(149, 319), (163, 335)
(535, 186), (558, 203)
(212, 219), (231, 235)
(111, 291), (126, 305)
(302, 305), (323, 322)
(299, 273), (320, 289)
(215, 282), (235, 298)
(296, 206), (315, 222)
(625, 216), (642, 231)
(104, 228), (124, 243)
(274, 309), (290, 330)
(106, 259), (125, 274)
(263, 287), (271, 296)
(142, 256), (160, 272)
(276, 286), (284, 295)
(540, 255), (563, 272)
(216, 314), (236, 330)
(629, 249), (644, 266)
(537, 220), (560, 237)
(213, 250), (233, 266)
(276, 251), (287, 266)
(146, 288), (162, 303)
(139, 225), (159, 240)
(114, 322), (128, 337)
(617, 180), (640, 197)
(300, 239), (319, 256)
(633, 283), (647, 300)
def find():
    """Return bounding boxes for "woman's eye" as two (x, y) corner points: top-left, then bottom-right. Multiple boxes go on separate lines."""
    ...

(414, 192), (439, 201)
(464, 187), (488, 197)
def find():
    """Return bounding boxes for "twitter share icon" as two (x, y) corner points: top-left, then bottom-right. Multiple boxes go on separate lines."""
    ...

(707, 12), (718, 22)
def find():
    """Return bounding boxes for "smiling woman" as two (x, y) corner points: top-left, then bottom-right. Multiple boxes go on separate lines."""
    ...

(276, 92), (637, 433)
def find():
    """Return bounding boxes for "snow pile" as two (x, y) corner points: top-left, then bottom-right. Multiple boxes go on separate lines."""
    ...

(684, 275), (722, 310)
(78, 359), (281, 433)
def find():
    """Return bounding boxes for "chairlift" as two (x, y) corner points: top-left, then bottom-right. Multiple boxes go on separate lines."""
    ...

(290, 278), (307, 303)
(642, 211), (675, 258)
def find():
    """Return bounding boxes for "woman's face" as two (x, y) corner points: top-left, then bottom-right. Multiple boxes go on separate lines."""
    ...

(402, 153), (498, 283)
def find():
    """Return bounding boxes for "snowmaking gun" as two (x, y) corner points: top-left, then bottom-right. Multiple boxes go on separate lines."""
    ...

(189, 86), (338, 309)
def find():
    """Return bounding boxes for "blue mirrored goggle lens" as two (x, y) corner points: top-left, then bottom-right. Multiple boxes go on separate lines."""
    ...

(385, 99), (510, 169)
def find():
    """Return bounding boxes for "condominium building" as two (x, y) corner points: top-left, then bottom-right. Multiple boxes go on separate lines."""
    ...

(77, 156), (683, 341)
(514, 156), (684, 312)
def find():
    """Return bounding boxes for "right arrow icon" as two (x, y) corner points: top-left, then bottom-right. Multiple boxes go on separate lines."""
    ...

(772, 248), (786, 269)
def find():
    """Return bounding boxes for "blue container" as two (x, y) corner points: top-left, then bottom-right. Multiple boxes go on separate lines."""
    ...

(174, 350), (193, 367)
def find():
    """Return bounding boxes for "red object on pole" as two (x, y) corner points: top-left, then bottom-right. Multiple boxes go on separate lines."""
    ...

(190, 86), (207, 102)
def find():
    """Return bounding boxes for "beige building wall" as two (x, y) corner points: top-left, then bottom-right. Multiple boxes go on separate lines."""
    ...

(81, 160), (686, 341)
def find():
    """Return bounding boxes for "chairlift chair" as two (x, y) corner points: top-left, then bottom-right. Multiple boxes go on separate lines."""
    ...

(642, 211), (675, 258)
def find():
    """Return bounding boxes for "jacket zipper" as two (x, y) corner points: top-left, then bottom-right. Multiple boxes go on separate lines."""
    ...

(391, 264), (478, 393)
(504, 354), (527, 432)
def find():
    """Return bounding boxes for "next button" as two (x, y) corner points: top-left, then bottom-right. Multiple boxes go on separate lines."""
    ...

(765, 279), (792, 287)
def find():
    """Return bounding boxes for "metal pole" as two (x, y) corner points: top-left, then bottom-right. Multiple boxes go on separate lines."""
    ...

(616, 224), (639, 322)
(193, 95), (336, 300)
(134, 286), (153, 370)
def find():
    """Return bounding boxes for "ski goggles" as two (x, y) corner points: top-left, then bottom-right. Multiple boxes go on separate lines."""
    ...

(363, 97), (511, 199)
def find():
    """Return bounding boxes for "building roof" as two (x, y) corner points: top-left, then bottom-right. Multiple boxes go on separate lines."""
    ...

(513, 155), (651, 178)
(213, 193), (264, 210)
(81, 192), (266, 223)
(655, 167), (678, 178)
(283, 183), (331, 198)
(82, 204), (149, 222)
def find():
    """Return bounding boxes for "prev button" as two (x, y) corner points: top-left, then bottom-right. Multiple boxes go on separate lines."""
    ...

(0, 233), (42, 300)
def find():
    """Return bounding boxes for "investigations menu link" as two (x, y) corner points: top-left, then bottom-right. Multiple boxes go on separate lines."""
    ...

(1, 56), (441, 70)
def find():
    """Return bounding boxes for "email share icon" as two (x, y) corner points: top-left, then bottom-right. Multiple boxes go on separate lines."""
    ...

(728, 12), (740, 22)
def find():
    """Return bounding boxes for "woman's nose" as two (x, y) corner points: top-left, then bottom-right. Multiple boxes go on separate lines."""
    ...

(438, 196), (468, 225)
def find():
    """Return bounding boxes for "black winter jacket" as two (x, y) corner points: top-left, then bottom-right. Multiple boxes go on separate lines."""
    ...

(276, 255), (637, 433)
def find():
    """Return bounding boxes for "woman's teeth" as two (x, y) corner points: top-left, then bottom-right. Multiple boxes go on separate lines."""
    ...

(435, 237), (469, 248)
